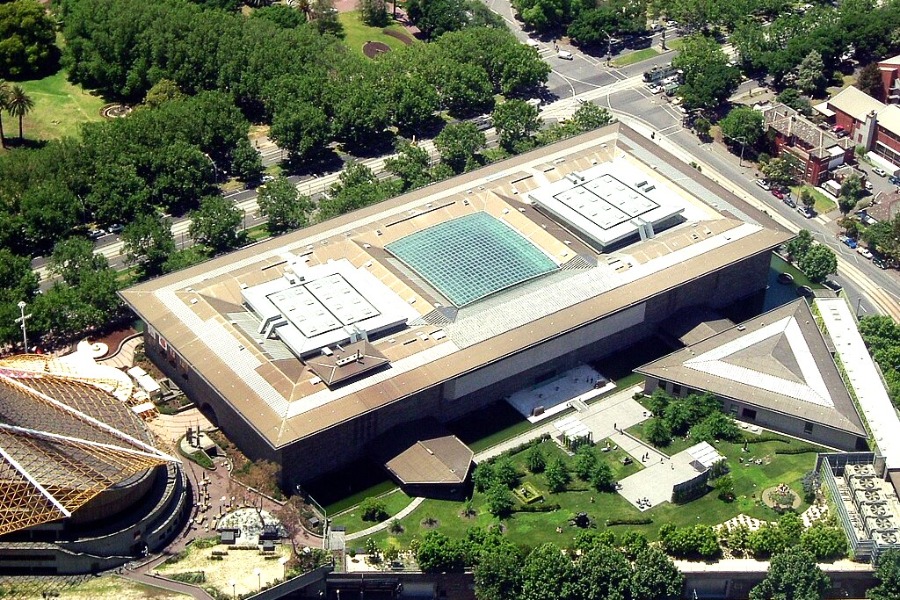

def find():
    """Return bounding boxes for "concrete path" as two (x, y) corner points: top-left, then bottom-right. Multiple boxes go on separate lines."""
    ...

(345, 497), (426, 541)
(123, 565), (214, 600)
(98, 334), (142, 369)
(474, 383), (646, 462)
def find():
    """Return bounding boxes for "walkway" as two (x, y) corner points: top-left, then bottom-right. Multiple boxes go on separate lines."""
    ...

(123, 566), (214, 600)
(97, 334), (142, 369)
(345, 497), (426, 541)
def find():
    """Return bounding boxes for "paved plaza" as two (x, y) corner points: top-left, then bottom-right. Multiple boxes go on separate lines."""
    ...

(616, 445), (705, 510)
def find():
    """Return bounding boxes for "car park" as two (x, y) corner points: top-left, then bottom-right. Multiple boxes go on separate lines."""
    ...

(756, 179), (771, 190)
(873, 167), (887, 177)
(857, 246), (874, 259)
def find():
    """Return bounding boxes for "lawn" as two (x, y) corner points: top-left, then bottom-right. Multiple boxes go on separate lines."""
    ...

(791, 184), (837, 214)
(357, 433), (820, 552)
(12, 70), (105, 142)
(338, 12), (418, 58)
(666, 38), (685, 51)
(612, 47), (660, 67)
(332, 488), (415, 533)
(771, 253), (826, 290)
(56, 576), (190, 599)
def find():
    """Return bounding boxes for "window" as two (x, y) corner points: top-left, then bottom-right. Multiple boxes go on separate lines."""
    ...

(742, 408), (757, 420)
(804, 422), (814, 434)
(671, 383), (682, 396)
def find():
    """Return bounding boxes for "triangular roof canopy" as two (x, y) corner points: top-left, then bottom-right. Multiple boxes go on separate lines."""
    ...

(637, 300), (865, 437)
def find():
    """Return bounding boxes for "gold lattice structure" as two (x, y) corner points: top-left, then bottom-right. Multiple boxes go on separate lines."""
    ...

(0, 368), (177, 536)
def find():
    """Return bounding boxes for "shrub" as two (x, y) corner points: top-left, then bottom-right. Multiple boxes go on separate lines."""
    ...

(606, 517), (653, 526)
(514, 503), (561, 513)
(472, 462), (496, 492)
(526, 445), (546, 474)
(590, 462), (616, 492)
(360, 497), (388, 522)
(573, 445), (597, 480)
(545, 457), (570, 493)
(775, 446), (822, 455)
(645, 417), (672, 447)
(802, 471), (821, 504)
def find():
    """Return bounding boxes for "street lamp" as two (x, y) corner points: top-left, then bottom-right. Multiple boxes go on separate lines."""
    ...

(602, 31), (613, 65)
(254, 567), (262, 592)
(229, 579), (237, 600)
(203, 152), (219, 185)
(15, 301), (31, 352)
(735, 136), (749, 167)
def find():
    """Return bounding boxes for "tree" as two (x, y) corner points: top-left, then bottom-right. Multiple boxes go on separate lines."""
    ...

(858, 62), (885, 101)
(718, 106), (764, 147)
(590, 462), (616, 492)
(714, 475), (735, 501)
(777, 88), (812, 115)
(475, 549), (523, 600)
(545, 456), (570, 492)
(435, 122), (485, 173)
(309, 0), (343, 35)
(485, 481), (515, 517)
(691, 412), (742, 443)
(257, 176), (312, 235)
(270, 102), (330, 161)
(795, 51), (826, 95)
(839, 174), (865, 213)
(472, 461), (496, 493)
(189, 195), (244, 254)
(0, 0), (56, 78)
(573, 445), (597, 480)
(525, 445), (546, 474)
(870, 549), (900, 600)
(416, 531), (466, 573)
(360, 497), (388, 521)
(406, 0), (467, 38)
(749, 548), (830, 600)
(388, 75), (440, 133)
(630, 547), (684, 600)
(800, 188), (815, 210)
(359, 0), (388, 26)
(144, 79), (185, 108)
(694, 116), (711, 139)
(6, 85), (34, 141)
(384, 139), (434, 192)
(230, 138), (264, 183)
(786, 229), (814, 262)
(672, 35), (740, 110)
(319, 160), (396, 220)
(799, 524), (847, 560)
(761, 157), (796, 186)
(571, 544), (632, 600)
(645, 417), (672, 447)
(521, 543), (574, 600)
(570, 102), (613, 132)
(0, 249), (40, 345)
(493, 457), (518, 488)
(799, 244), (837, 283)
(121, 213), (177, 278)
(492, 99), (540, 152)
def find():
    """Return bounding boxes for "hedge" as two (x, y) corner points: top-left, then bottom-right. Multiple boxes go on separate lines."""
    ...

(775, 446), (822, 455)
(606, 517), (653, 526)
(514, 503), (561, 513)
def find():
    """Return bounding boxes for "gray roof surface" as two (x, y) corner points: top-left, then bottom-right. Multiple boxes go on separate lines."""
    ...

(638, 300), (865, 437)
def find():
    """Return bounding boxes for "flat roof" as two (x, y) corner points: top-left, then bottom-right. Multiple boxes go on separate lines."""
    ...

(120, 124), (791, 450)
(816, 298), (900, 468)
(637, 300), (866, 437)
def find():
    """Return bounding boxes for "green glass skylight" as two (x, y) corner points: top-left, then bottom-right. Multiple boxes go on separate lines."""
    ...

(386, 212), (557, 306)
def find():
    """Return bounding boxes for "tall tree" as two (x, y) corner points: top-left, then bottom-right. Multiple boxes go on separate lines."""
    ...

(384, 139), (434, 192)
(435, 122), (486, 173)
(121, 213), (177, 277)
(795, 51), (826, 95)
(521, 543), (574, 600)
(474, 548), (523, 600)
(6, 85), (34, 141)
(798, 245), (837, 284)
(630, 547), (683, 600)
(749, 548), (830, 600)
(858, 63), (885, 101)
(0, 0), (56, 78)
(718, 106), (764, 147)
(571, 544), (633, 600)
(492, 99), (540, 152)
(870, 549), (900, 600)
(189, 195), (244, 254)
(672, 34), (740, 110)
(257, 176), (312, 235)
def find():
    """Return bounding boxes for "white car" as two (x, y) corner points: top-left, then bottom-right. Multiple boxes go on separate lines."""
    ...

(755, 179), (771, 191)
(648, 85), (663, 94)
(873, 167), (887, 177)
(857, 247), (874, 259)
(557, 50), (574, 60)
(526, 38), (540, 48)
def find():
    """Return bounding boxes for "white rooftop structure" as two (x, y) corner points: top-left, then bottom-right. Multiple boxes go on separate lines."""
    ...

(815, 298), (900, 469)
(242, 257), (419, 358)
(686, 441), (725, 471)
(527, 157), (685, 249)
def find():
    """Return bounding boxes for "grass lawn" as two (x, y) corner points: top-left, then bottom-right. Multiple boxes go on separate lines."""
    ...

(332, 488), (415, 533)
(791, 184), (837, 214)
(338, 12), (418, 57)
(666, 38), (685, 51)
(13, 70), (105, 142)
(54, 576), (190, 599)
(612, 47), (660, 67)
(359, 433), (820, 552)
(771, 253), (826, 290)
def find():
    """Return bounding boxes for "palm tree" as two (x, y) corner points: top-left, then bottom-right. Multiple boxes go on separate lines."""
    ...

(0, 80), (9, 148)
(6, 85), (34, 142)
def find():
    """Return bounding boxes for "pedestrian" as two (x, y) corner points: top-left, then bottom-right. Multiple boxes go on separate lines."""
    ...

(613, 423), (617, 430)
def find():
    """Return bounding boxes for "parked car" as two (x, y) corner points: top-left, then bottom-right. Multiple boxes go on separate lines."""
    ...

(771, 188), (784, 200)
(755, 179), (771, 191)
(857, 246), (874, 259)
(525, 38), (540, 48)
(873, 167), (888, 177)
(889, 174), (900, 186)
(108, 223), (124, 234)
(840, 235), (858, 249)
(88, 228), (107, 240)
(873, 257), (889, 269)
(557, 50), (574, 60)
(784, 197), (797, 208)
(648, 84), (663, 94)
(798, 206), (814, 218)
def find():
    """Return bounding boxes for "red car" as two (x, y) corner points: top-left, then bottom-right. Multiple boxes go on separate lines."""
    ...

(771, 188), (784, 200)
